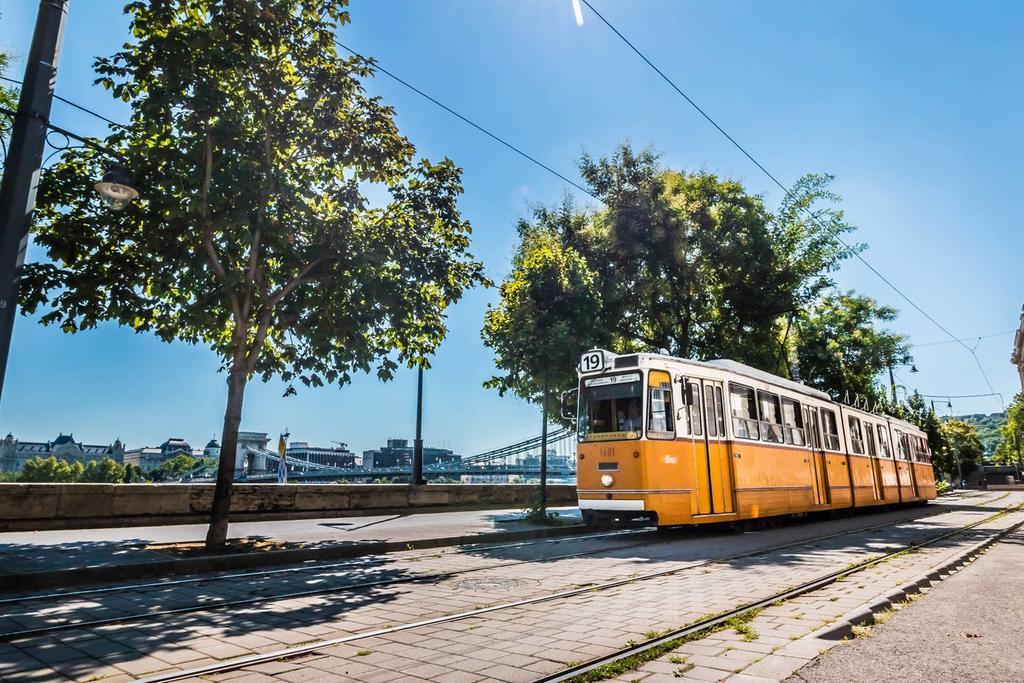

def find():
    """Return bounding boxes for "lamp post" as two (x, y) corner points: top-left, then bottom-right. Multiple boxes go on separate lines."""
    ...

(412, 366), (425, 485)
(0, 1), (139, 405)
(0, 0), (69, 404)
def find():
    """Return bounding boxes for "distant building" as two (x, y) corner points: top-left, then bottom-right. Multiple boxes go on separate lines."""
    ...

(1013, 305), (1024, 392)
(122, 447), (164, 472)
(362, 438), (460, 469)
(203, 439), (220, 458)
(0, 433), (125, 473)
(160, 438), (192, 458)
(286, 442), (356, 470)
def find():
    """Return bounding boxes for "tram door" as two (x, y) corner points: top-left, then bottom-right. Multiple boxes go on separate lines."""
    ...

(804, 406), (830, 505)
(688, 381), (734, 514)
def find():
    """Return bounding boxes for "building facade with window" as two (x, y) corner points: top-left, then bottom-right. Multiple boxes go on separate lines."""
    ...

(1013, 305), (1024, 392)
(362, 439), (460, 469)
(0, 434), (125, 473)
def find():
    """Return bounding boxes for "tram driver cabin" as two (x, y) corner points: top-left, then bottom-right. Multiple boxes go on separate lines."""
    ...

(574, 350), (937, 527)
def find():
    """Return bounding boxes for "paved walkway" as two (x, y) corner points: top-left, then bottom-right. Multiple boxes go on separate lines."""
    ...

(0, 493), (1008, 682)
(788, 526), (1024, 683)
(0, 507), (580, 576)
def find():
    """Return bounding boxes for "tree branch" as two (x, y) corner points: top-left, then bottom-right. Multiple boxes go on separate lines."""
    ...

(198, 128), (242, 322)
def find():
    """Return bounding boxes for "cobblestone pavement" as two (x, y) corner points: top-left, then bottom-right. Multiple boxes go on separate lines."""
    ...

(0, 507), (580, 576)
(0, 492), (1013, 683)
(785, 526), (1024, 683)
(612, 496), (1024, 682)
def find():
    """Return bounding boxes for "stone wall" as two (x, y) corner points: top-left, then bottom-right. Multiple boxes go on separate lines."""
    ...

(0, 483), (578, 531)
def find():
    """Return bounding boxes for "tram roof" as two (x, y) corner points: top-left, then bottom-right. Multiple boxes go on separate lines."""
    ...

(701, 359), (833, 402)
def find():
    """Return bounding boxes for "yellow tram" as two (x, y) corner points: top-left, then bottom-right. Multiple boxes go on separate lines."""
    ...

(575, 350), (937, 527)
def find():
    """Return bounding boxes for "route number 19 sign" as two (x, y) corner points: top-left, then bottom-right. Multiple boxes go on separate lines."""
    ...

(580, 350), (605, 373)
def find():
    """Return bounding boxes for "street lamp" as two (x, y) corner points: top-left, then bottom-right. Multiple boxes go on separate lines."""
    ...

(94, 163), (138, 211)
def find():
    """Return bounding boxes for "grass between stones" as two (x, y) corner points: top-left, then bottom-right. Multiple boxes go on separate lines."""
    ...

(565, 608), (763, 682)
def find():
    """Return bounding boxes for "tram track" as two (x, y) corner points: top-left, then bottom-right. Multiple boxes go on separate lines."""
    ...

(0, 494), (1001, 644)
(115, 494), (1017, 683)
(539, 497), (1024, 683)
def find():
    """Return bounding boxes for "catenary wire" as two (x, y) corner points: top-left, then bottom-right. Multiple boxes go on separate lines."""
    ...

(2, 31), (1006, 400)
(332, 41), (599, 202)
(0, 75), (124, 128)
(578, 0), (1002, 401)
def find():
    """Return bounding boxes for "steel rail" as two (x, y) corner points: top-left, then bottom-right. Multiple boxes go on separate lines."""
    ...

(123, 498), (1011, 683)
(0, 529), (661, 641)
(0, 496), (998, 643)
(537, 499), (1024, 683)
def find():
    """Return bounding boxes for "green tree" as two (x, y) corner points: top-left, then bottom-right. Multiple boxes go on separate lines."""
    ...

(904, 391), (946, 476)
(0, 48), (17, 141)
(123, 463), (146, 483)
(793, 292), (911, 403)
(939, 418), (983, 484)
(21, 0), (485, 549)
(487, 145), (859, 399)
(483, 214), (603, 516)
(994, 393), (1024, 467)
(81, 458), (127, 483)
(149, 454), (198, 483)
(570, 145), (856, 366)
(18, 456), (84, 483)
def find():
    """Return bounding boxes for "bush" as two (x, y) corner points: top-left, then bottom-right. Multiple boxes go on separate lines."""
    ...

(935, 480), (952, 495)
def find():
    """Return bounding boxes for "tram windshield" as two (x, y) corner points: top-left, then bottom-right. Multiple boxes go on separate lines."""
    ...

(578, 372), (643, 441)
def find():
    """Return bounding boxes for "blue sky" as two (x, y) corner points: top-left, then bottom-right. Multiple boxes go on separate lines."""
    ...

(1, 0), (1021, 455)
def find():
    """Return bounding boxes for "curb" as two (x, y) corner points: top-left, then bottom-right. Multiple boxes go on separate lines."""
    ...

(810, 516), (1022, 641)
(0, 523), (590, 592)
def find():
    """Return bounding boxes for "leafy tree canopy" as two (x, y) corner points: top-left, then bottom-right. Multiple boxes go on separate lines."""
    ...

(994, 393), (1023, 465)
(80, 458), (127, 483)
(484, 143), (867, 403)
(149, 453), (198, 482)
(20, 0), (486, 548)
(939, 418), (983, 478)
(483, 208), (604, 410)
(19, 456), (84, 483)
(793, 292), (911, 403)
(0, 46), (17, 140)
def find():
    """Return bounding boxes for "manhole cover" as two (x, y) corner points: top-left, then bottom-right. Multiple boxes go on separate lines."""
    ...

(449, 577), (538, 592)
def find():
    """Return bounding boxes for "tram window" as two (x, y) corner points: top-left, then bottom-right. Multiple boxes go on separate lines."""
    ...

(686, 382), (703, 437)
(577, 372), (643, 441)
(729, 384), (759, 440)
(704, 389), (717, 437)
(864, 423), (878, 457)
(715, 386), (726, 436)
(896, 432), (909, 460)
(647, 371), (674, 438)
(820, 409), (841, 451)
(848, 416), (865, 455)
(877, 426), (892, 458)
(781, 398), (805, 446)
(804, 407), (821, 449)
(757, 390), (784, 443)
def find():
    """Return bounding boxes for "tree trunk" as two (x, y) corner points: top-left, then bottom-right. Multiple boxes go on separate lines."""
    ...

(539, 377), (549, 518)
(205, 364), (248, 550)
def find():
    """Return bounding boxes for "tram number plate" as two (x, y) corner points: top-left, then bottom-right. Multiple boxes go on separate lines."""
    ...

(581, 350), (605, 373)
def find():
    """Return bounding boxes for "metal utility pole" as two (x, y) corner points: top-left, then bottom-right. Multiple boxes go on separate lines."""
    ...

(0, 0), (69, 404)
(412, 366), (425, 485)
(539, 378), (549, 517)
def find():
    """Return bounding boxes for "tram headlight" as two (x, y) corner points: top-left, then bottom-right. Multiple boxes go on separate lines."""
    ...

(601, 474), (614, 487)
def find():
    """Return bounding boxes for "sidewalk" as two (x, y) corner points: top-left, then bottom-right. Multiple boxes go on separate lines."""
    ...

(789, 525), (1024, 682)
(0, 506), (581, 589)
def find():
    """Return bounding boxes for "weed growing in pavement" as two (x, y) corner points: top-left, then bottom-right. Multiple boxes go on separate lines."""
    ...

(565, 608), (764, 682)
(851, 625), (872, 638)
(565, 660), (583, 668)
(668, 655), (687, 664)
(730, 620), (759, 641)
(643, 630), (664, 639)
(356, 650), (372, 657)
(672, 663), (695, 677)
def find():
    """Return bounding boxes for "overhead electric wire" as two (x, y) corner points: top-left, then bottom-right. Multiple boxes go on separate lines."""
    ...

(332, 41), (599, 202)
(578, 0), (1002, 403)
(0, 75), (124, 128)
(911, 330), (1015, 348)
